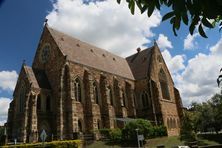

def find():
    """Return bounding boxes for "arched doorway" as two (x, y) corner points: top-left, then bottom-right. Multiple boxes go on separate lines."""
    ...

(38, 121), (51, 141)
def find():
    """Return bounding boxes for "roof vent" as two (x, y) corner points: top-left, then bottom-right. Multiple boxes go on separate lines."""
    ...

(102, 54), (106, 57)
(90, 49), (94, 52)
(113, 57), (116, 61)
(137, 47), (141, 53)
(61, 37), (64, 41)
(76, 43), (80, 47)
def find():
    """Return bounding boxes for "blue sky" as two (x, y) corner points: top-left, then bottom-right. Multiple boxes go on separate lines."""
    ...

(0, 0), (222, 125)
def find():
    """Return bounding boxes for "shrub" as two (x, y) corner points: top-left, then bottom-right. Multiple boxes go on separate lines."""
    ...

(99, 128), (122, 142)
(2, 140), (82, 148)
(99, 128), (111, 139)
(151, 125), (167, 138)
(109, 128), (122, 142)
(122, 119), (153, 142)
(180, 112), (196, 142)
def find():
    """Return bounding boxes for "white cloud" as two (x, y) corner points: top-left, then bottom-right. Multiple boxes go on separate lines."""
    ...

(157, 34), (173, 50)
(162, 49), (185, 75)
(47, 0), (161, 57)
(184, 33), (199, 50)
(0, 71), (18, 91)
(210, 38), (222, 55)
(174, 38), (222, 107)
(0, 97), (11, 125)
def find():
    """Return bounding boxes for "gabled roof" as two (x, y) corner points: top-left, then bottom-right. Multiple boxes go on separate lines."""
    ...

(126, 47), (154, 80)
(23, 65), (51, 89)
(47, 26), (135, 80)
(23, 65), (39, 88)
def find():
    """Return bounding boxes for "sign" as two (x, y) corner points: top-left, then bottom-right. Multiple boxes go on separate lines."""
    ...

(138, 134), (144, 141)
(40, 129), (47, 142)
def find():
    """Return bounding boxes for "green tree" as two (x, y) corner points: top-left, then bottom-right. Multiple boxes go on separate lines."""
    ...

(0, 126), (5, 146)
(117, 0), (222, 38)
(180, 111), (196, 142)
(190, 102), (215, 132)
(208, 94), (222, 133)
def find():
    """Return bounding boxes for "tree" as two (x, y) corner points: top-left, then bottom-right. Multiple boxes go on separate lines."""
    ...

(0, 126), (6, 146)
(180, 111), (196, 142)
(208, 94), (222, 133)
(117, 0), (222, 38)
(187, 94), (222, 134)
(189, 102), (215, 132)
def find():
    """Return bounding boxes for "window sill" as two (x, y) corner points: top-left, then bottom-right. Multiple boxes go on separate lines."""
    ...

(160, 99), (174, 103)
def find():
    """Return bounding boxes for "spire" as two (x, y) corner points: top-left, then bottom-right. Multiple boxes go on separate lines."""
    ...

(44, 18), (48, 27)
(153, 39), (158, 47)
(22, 60), (26, 66)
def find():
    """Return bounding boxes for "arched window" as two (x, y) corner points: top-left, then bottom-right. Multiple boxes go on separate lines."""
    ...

(173, 119), (176, 128)
(159, 68), (170, 100)
(141, 92), (150, 109)
(46, 96), (51, 111)
(120, 89), (126, 107)
(19, 86), (26, 112)
(107, 86), (113, 106)
(93, 82), (99, 104)
(167, 118), (170, 129)
(177, 119), (180, 128)
(78, 120), (82, 132)
(170, 118), (173, 129)
(133, 93), (136, 108)
(37, 95), (41, 111)
(97, 119), (101, 129)
(74, 78), (82, 102)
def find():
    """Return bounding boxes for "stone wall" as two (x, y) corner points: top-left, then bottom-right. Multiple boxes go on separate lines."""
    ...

(7, 27), (183, 142)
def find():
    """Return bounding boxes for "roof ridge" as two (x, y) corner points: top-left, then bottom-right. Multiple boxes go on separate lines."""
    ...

(125, 46), (154, 60)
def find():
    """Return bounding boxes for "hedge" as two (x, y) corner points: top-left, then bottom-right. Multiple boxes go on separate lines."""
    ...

(2, 140), (82, 148)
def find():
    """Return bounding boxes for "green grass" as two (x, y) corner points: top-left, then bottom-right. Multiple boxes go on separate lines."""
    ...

(146, 136), (184, 148)
(86, 134), (222, 148)
(2, 140), (82, 148)
(197, 133), (222, 146)
(86, 141), (121, 148)
(86, 137), (183, 148)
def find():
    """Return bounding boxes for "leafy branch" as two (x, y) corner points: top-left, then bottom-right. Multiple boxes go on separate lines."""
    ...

(117, 0), (222, 38)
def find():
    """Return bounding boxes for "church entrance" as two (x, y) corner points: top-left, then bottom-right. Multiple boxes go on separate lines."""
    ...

(38, 121), (51, 141)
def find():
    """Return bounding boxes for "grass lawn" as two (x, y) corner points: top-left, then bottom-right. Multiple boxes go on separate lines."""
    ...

(86, 134), (222, 148)
(146, 136), (184, 148)
(86, 141), (121, 148)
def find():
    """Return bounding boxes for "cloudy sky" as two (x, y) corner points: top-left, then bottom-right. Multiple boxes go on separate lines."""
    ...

(0, 0), (222, 125)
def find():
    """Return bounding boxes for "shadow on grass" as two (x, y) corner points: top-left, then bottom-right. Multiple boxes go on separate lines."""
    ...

(197, 133), (222, 144)
(84, 140), (139, 148)
(104, 140), (139, 147)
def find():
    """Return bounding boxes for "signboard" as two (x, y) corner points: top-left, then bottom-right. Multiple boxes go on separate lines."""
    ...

(40, 129), (47, 142)
(138, 134), (144, 141)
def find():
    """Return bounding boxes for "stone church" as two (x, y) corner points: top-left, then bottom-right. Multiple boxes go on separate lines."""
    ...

(7, 24), (183, 142)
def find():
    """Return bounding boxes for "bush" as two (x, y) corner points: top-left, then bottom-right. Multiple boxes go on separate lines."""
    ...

(180, 112), (196, 142)
(99, 128), (122, 142)
(99, 128), (111, 139)
(2, 140), (82, 148)
(122, 119), (153, 142)
(109, 128), (122, 142)
(151, 125), (167, 138)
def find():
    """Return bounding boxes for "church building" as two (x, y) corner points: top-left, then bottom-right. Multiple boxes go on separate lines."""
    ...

(7, 24), (183, 142)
